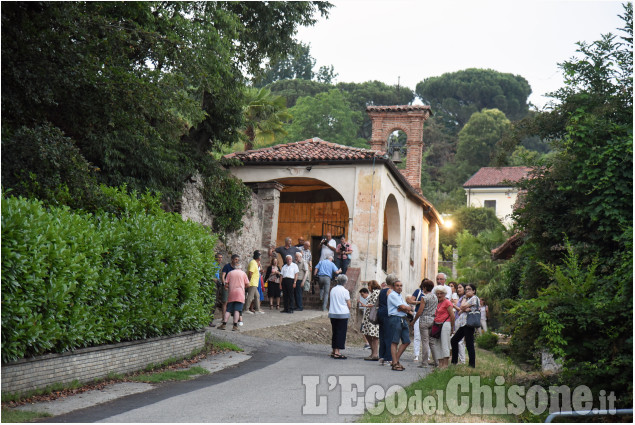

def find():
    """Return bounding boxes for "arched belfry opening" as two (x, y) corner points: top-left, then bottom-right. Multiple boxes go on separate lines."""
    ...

(366, 105), (432, 193)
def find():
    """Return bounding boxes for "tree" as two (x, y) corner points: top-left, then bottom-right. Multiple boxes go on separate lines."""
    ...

(439, 206), (504, 253)
(282, 89), (366, 146)
(253, 41), (338, 88)
(441, 108), (511, 190)
(267, 79), (332, 107)
(1, 2), (330, 234)
(415, 68), (531, 132)
(336, 81), (415, 139)
(241, 87), (291, 151)
(497, 4), (633, 403)
(253, 42), (316, 87)
(268, 79), (415, 139)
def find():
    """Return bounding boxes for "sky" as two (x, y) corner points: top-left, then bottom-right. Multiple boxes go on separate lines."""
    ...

(296, 0), (626, 109)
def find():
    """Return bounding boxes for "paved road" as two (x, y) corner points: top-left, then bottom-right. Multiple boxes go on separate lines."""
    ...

(34, 310), (430, 422)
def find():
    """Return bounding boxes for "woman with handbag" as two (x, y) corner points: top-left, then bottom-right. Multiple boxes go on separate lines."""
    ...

(410, 279), (437, 368)
(264, 257), (282, 310)
(451, 283), (480, 368)
(361, 280), (381, 360)
(430, 286), (455, 369)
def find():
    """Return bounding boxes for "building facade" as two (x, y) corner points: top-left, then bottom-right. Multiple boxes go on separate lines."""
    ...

(463, 166), (531, 227)
(224, 105), (443, 294)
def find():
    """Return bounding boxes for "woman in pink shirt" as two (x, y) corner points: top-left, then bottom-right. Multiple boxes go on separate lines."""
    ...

(219, 264), (250, 331)
(430, 286), (455, 369)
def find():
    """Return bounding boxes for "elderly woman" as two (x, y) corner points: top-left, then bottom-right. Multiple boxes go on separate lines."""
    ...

(430, 285), (455, 369)
(264, 257), (282, 310)
(410, 279), (437, 368)
(451, 283), (479, 368)
(361, 280), (381, 360)
(329, 274), (352, 359)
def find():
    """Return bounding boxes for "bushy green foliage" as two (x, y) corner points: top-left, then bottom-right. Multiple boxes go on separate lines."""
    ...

(1, 190), (217, 363)
(476, 332), (499, 350)
(496, 5), (633, 405)
(1, 2), (329, 233)
(507, 243), (632, 403)
(282, 89), (365, 146)
(456, 228), (506, 287)
(1, 124), (101, 210)
(440, 206), (505, 249)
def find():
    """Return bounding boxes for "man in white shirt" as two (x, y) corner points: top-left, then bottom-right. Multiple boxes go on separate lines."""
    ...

(280, 255), (299, 314)
(319, 232), (337, 262)
(294, 252), (309, 311)
(436, 273), (452, 300)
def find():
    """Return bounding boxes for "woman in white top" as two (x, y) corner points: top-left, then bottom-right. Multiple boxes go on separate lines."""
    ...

(449, 281), (459, 304)
(329, 274), (352, 359)
(479, 299), (489, 334)
(450, 283), (479, 368)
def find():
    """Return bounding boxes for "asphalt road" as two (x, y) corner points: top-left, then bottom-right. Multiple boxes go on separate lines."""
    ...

(36, 312), (430, 423)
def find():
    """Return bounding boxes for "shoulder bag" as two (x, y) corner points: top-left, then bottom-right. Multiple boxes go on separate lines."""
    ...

(368, 295), (380, 325)
(430, 318), (447, 339)
(466, 297), (482, 328)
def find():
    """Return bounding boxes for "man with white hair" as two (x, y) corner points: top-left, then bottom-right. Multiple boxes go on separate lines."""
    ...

(294, 251), (309, 311)
(436, 272), (452, 299)
(314, 255), (342, 311)
(280, 254), (299, 314)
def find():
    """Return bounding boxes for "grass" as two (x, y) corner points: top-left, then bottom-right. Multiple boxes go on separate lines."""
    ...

(358, 348), (541, 423)
(127, 366), (209, 383)
(1, 407), (51, 423)
(1, 380), (83, 404)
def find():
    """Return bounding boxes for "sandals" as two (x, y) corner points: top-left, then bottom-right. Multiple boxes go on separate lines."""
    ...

(333, 353), (347, 359)
(391, 363), (405, 371)
(364, 356), (379, 361)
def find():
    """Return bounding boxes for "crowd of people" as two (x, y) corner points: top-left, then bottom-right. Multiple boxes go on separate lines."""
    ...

(211, 237), (488, 371)
(211, 233), (353, 328)
(346, 272), (487, 371)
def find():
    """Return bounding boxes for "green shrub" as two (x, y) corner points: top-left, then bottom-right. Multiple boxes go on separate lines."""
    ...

(1, 191), (217, 363)
(476, 331), (499, 350)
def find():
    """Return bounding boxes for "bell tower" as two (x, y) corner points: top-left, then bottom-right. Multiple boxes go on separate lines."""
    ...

(366, 105), (432, 193)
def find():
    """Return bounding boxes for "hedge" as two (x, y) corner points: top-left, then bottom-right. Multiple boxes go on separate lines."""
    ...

(1, 191), (217, 363)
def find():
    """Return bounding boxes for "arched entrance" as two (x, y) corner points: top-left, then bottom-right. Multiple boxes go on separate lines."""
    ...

(382, 194), (401, 274)
(273, 177), (350, 262)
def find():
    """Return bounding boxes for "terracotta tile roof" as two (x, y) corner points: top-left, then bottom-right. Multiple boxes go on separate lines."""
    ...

(223, 138), (384, 163)
(463, 167), (531, 188)
(366, 105), (431, 112)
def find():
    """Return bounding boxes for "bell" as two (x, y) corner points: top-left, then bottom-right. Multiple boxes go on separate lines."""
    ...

(391, 149), (402, 164)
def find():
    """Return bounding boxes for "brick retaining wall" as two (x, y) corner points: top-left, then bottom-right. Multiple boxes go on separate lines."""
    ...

(1, 330), (207, 394)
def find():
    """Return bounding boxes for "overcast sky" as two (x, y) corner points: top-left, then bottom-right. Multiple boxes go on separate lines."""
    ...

(296, 0), (626, 109)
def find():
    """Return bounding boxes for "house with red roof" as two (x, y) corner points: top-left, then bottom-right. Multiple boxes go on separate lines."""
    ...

(463, 166), (531, 227)
(223, 105), (443, 293)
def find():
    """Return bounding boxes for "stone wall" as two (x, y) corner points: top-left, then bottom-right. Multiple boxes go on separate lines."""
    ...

(181, 173), (214, 228)
(181, 176), (266, 265)
(2, 330), (207, 394)
(213, 190), (264, 264)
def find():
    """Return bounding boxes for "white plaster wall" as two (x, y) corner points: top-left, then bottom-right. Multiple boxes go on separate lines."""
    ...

(465, 187), (519, 227)
(229, 163), (439, 294)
